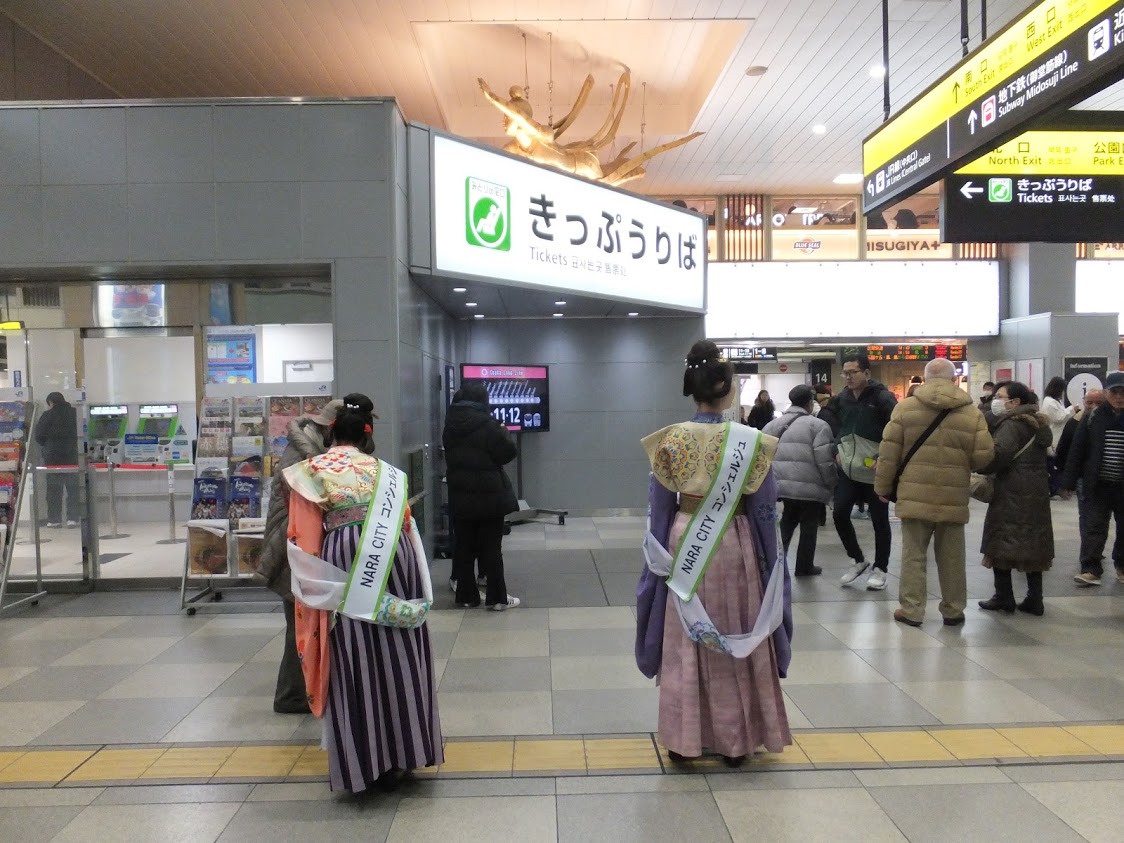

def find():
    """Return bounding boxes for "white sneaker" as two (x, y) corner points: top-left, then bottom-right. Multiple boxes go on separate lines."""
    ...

(866, 569), (888, 591)
(66, 520), (79, 528)
(476, 575), (488, 588)
(840, 562), (870, 586)
(45, 522), (61, 528)
(449, 577), (457, 594)
(488, 595), (521, 612)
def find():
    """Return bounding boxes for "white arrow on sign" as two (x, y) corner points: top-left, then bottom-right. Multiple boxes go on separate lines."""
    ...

(866, 181), (875, 197)
(960, 181), (984, 200)
(967, 110), (978, 135)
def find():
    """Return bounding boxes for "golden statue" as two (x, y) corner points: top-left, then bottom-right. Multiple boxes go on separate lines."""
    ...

(478, 71), (702, 188)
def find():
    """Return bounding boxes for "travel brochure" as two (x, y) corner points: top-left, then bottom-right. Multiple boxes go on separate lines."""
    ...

(188, 393), (328, 577)
(0, 401), (29, 539)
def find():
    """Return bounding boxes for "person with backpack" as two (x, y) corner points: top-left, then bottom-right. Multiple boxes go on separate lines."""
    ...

(833, 354), (898, 590)
(763, 385), (836, 577)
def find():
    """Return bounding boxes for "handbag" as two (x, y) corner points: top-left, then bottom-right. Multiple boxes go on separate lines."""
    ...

(970, 433), (1037, 504)
(888, 409), (952, 502)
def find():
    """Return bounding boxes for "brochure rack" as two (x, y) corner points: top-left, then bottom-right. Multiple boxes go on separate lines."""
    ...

(0, 390), (47, 616)
(180, 383), (332, 614)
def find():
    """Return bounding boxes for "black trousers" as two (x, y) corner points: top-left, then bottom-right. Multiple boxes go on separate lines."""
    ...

(452, 516), (508, 606)
(274, 599), (310, 713)
(45, 471), (79, 522)
(779, 498), (825, 574)
(1079, 481), (1124, 576)
(832, 471), (891, 571)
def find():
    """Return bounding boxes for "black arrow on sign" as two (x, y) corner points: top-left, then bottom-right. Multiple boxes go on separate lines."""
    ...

(953, 81), (961, 104)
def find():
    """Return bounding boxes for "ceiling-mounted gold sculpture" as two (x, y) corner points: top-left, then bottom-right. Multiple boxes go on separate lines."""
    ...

(478, 70), (702, 188)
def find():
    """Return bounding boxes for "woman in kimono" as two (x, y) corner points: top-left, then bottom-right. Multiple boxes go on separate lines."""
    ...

(284, 401), (442, 793)
(637, 340), (792, 765)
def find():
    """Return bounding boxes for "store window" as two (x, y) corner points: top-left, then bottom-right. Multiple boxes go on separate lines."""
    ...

(865, 194), (953, 260)
(666, 197), (719, 261)
(771, 196), (859, 261)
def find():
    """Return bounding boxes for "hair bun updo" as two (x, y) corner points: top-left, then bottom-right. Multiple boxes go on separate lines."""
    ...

(332, 392), (376, 447)
(682, 340), (734, 404)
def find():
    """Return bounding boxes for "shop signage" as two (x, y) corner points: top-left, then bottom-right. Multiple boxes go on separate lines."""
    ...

(431, 135), (705, 311)
(866, 230), (953, 259)
(863, 0), (1124, 213)
(943, 129), (1124, 241)
(772, 230), (858, 261)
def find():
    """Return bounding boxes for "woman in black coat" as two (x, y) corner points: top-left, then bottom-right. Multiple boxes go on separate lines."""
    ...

(443, 383), (520, 610)
(747, 390), (776, 430)
(34, 392), (80, 527)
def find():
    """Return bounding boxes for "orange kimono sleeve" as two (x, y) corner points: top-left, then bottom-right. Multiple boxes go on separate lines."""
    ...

(288, 493), (330, 717)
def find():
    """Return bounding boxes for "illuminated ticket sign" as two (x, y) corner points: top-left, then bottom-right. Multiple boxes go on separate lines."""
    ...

(863, 0), (1124, 213)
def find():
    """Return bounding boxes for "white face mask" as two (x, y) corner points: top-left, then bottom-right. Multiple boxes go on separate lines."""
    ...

(991, 398), (1007, 416)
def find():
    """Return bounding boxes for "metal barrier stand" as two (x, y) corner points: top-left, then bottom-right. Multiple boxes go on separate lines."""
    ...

(156, 464), (186, 545)
(99, 463), (130, 540)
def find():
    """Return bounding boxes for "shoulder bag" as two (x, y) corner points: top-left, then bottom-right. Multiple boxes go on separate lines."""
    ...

(969, 432), (1037, 503)
(888, 409), (952, 502)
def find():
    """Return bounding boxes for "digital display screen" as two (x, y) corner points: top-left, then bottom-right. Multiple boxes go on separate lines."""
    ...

(460, 364), (550, 433)
(864, 344), (967, 362)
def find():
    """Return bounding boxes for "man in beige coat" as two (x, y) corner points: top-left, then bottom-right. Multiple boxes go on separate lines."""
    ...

(874, 359), (994, 626)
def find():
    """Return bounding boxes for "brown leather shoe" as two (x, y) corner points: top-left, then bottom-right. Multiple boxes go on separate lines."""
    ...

(893, 609), (922, 627)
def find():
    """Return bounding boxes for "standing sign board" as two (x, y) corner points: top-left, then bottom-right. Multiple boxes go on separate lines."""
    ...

(943, 129), (1124, 241)
(431, 134), (706, 311)
(864, 0), (1124, 213)
(1063, 356), (1109, 404)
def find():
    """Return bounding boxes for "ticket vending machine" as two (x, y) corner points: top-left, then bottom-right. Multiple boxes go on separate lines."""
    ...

(87, 405), (128, 463)
(137, 403), (191, 464)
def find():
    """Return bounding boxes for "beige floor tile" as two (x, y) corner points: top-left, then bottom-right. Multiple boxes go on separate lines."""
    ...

(51, 802), (241, 843)
(214, 745), (303, 778)
(0, 666), (36, 691)
(961, 646), (1104, 679)
(98, 662), (242, 699)
(160, 697), (302, 743)
(441, 739), (514, 773)
(11, 617), (129, 641)
(0, 750), (94, 784)
(860, 730), (956, 763)
(513, 739), (586, 772)
(996, 727), (1099, 758)
(896, 680), (1065, 725)
(0, 700), (85, 747)
(928, 728), (1028, 760)
(585, 738), (661, 770)
(550, 656), (655, 690)
(436, 691), (553, 737)
(140, 747), (236, 779)
(794, 732), (882, 764)
(388, 795), (557, 843)
(547, 607), (636, 629)
(781, 694), (814, 729)
(714, 788), (907, 842)
(1020, 781), (1124, 843)
(66, 748), (166, 782)
(821, 622), (943, 650)
(449, 630), (549, 659)
(782, 650), (890, 685)
(51, 637), (178, 667)
(1064, 724), (1124, 755)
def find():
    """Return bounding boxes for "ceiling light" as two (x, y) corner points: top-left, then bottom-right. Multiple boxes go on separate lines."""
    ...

(473, 313), (485, 319)
(833, 173), (864, 184)
(870, 64), (886, 79)
(452, 287), (467, 293)
(812, 124), (827, 135)
(628, 312), (639, 317)
(744, 65), (768, 77)
(465, 301), (477, 307)
(791, 206), (820, 214)
(554, 300), (567, 306)
(553, 313), (564, 317)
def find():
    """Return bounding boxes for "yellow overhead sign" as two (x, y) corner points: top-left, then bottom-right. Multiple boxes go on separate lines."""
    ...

(956, 130), (1124, 175)
(865, 0), (1117, 174)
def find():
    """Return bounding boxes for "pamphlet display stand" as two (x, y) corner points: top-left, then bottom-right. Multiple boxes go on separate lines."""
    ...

(179, 382), (332, 614)
(0, 389), (47, 616)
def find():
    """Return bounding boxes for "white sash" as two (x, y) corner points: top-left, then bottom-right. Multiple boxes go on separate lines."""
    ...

(644, 527), (785, 659)
(287, 519), (434, 628)
(339, 461), (407, 619)
(666, 422), (762, 600)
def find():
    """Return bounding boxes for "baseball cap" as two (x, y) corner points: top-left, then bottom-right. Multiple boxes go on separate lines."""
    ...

(1105, 372), (1124, 391)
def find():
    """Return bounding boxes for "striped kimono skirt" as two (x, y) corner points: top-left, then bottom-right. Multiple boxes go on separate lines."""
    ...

(321, 522), (443, 792)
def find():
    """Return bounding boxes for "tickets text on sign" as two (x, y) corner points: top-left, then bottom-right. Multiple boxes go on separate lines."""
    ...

(863, 0), (1124, 211)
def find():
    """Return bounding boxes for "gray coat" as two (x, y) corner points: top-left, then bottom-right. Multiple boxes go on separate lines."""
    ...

(762, 408), (836, 503)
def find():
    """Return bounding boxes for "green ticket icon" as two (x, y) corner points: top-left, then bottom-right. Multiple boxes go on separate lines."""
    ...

(988, 178), (1013, 203)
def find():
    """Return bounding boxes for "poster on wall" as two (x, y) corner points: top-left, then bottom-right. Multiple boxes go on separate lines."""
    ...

(96, 284), (166, 327)
(205, 327), (257, 384)
(1063, 357), (1108, 406)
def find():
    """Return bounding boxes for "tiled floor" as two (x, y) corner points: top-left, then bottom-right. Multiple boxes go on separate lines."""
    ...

(0, 499), (1122, 840)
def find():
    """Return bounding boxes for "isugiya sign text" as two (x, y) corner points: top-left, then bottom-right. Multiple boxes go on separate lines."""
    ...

(772, 229), (952, 260)
(864, 0), (1124, 213)
(431, 135), (706, 311)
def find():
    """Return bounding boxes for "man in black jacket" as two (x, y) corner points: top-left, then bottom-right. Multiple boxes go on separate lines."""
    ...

(34, 391), (80, 527)
(1060, 372), (1124, 586)
(443, 383), (521, 610)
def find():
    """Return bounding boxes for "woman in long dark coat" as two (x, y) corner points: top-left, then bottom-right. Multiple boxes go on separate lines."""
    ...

(977, 381), (1054, 616)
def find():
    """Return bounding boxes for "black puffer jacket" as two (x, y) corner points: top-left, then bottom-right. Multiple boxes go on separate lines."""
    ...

(979, 405), (1054, 572)
(35, 400), (79, 464)
(443, 400), (519, 520)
